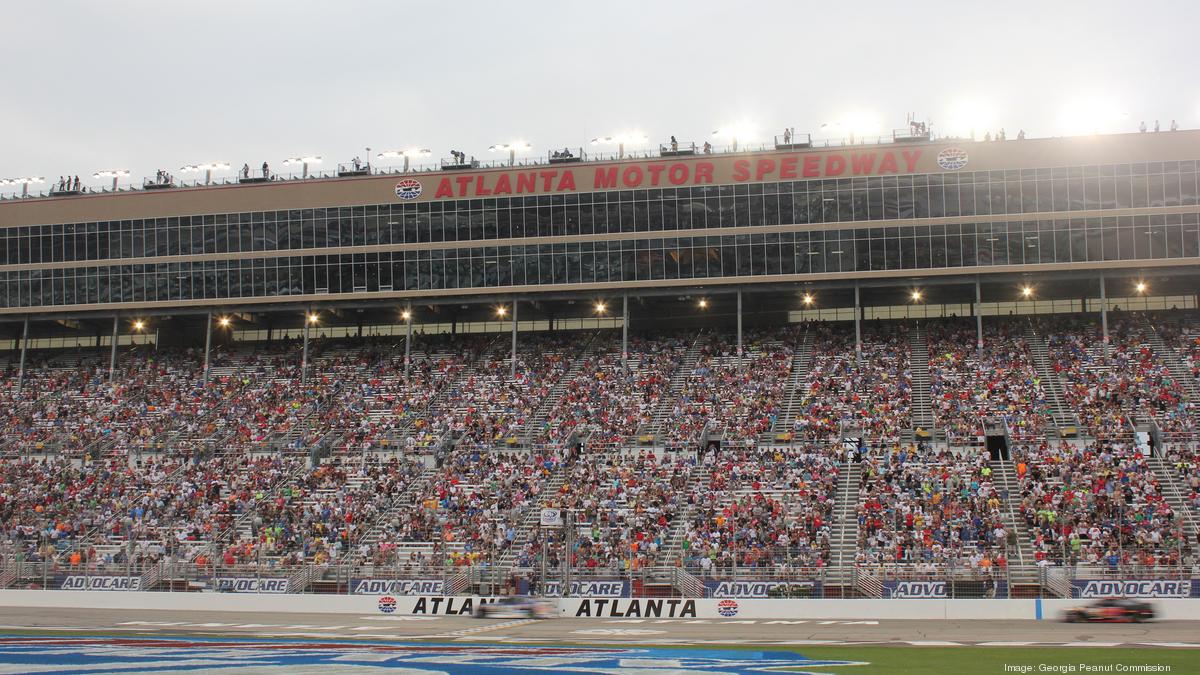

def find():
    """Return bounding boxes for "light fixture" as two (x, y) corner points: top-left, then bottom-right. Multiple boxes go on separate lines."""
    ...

(93, 169), (131, 191)
(1135, 281), (1147, 294)
(590, 132), (648, 159)
(711, 123), (756, 152)
(496, 305), (508, 318)
(489, 142), (532, 167)
(3, 177), (44, 197)
(802, 293), (815, 306)
(378, 148), (432, 172)
(283, 156), (323, 178)
(401, 310), (412, 321)
(698, 298), (709, 309)
(218, 316), (232, 328)
(180, 162), (231, 185)
(595, 302), (607, 314)
(911, 290), (923, 302)
(132, 319), (146, 331)
(307, 312), (319, 324)
(1021, 286), (1034, 298)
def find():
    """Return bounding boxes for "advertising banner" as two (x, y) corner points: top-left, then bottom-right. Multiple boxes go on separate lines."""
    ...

(882, 580), (1009, 599)
(704, 580), (821, 598)
(350, 579), (445, 595)
(1071, 579), (1200, 598)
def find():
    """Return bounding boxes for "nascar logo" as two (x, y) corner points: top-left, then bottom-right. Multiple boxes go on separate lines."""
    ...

(378, 596), (397, 614)
(936, 147), (968, 170)
(395, 178), (422, 200)
(717, 599), (739, 617)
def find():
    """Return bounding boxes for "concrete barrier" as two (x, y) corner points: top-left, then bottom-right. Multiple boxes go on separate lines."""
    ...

(2, 590), (1199, 620)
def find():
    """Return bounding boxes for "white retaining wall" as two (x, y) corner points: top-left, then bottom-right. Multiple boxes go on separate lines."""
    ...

(1, 590), (1199, 621)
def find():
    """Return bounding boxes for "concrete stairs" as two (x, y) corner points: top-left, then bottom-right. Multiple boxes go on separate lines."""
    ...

(499, 464), (569, 568)
(521, 332), (601, 446)
(1023, 323), (1079, 430)
(1148, 454), (1200, 545)
(758, 329), (814, 445)
(908, 324), (936, 435)
(828, 460), (860, 584)
(990, 460), (1037, 585)
(1141, 317), (1200, 407)
(354, 467), (439, 554)
(637, 331), (705, 444)
(660, 464), (713, 563)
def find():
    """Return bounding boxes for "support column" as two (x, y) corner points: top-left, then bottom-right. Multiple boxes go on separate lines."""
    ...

(301, 310), (311, 386)
(510, 300), (518, 380)
(1099, 275), (1109, 362)
(202, 311), (213, 387)
(405, 305), (414, 381)
(622, 294), (629, 373)
(736, 290), (743, 370)
(854, 285), (862, 361)
(16, 316), (29, 392)
(109, 315), (119, 382)
(975, 280), (984, 365)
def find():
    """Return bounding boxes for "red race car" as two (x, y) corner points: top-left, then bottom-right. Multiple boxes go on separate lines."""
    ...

(1063, 597), (1156, 623)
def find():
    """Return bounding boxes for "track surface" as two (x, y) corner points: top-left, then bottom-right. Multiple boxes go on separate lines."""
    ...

(0, 607), (1197, 647)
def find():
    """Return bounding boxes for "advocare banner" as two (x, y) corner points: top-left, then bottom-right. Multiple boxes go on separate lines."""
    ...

(1071, 579), (1200, 598)
(882, 580), (1009, 599)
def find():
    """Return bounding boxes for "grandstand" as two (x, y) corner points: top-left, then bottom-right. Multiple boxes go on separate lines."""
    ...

(1, 129), (1199, 601)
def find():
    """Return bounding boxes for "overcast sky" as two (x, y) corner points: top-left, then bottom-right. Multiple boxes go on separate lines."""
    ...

(1, 0), (1194, 189)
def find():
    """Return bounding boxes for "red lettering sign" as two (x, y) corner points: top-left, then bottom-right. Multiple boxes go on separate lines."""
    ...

(825, 155), (846, 176)
(733, 160), (750, 181)
(594, 167), (618, 189)
(802, 156), (820, 178)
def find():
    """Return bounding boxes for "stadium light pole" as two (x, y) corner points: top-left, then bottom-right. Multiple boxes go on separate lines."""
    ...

(283, 156), (322, 179)
(202, 311), (213, 387)
(378, 149), (432, 173)
(1099, 275), (1109, 363)
(302, 310), (316, 386)
(489, 142), (532, 167)
(854, 284), (863, 361)
(510, 301), (519, 379)
(5, 177), (44, 198)
(975, 279), (984, 366)
(109, 315), (120, 382)
(736, 289), (743, 371)
(590, 133), (648, 160)
(622, 294), (629, 373)
(403, 306), (413, 381)
(16, 316), (29, 392)
(93, 169), (131, 192)
(181, 162), (231, 185)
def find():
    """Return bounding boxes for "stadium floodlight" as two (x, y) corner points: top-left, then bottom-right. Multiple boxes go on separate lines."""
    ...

(495, 305), (509, 318)
(180, 162), (231, 185)
(3, 176), (44, 197)
(698, 298), (709, 309)
(306, 312), (320, 324)
(132, 319), (146, 332)
(594, 301), (607, 315)
(711, 123), (756, 152)
(93, 169), (131, 191)
(489, 142), (532, 167)
(378, 148), (432, 172)
(1057, 98), (1128, 136)
(283, 156), (322, 178)
(218, 316), (232, 328)
(802, 293), (815, 306)
(1135, 281), (1148, 294)
(945, 99), (998, 140)
(590, 132), (648, 159)
(911, 290), (923, 302)
(1021, 285), (1034, 298)
(400, 309), (412, 321)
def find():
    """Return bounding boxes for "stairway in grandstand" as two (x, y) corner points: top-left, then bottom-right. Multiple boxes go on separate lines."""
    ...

(828, 459), (860, 582)
(352, 465), (440, 558)
(1141, 316), (1200, 406)
(1147, 454), (1200, 544)
(498, 462), (570, 568)
(907, 324), (936, 438)
(520, 331), (600, 446)
(757, 328), (814, 445)
(990, 460), (1036, 585)
(1022, 322), (1080, 431)
(660, 463), (712, 561)
(221, 459), (310, 547)
(389, 333), (504, 443)
(636, 331), (705, 444)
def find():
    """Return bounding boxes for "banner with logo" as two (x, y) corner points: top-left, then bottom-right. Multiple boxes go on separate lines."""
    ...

(704, 580), (821, 599)
(882, 580), (1009, 599)
(350, 579), (445, 595)
(211, 577), (290, 593)
(541, 579), (630, 598)
(1071, 579), (1200, 598)
(59, 575), (142, 591)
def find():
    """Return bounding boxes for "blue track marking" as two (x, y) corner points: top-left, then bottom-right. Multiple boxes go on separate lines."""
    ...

(0, 634), (867, 674)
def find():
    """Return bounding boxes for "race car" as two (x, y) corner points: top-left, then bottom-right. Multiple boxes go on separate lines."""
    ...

(1062, 597), (1156, 623)
(473, 596), (556, 619)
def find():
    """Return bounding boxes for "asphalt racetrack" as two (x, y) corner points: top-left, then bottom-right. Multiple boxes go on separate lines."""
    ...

(0, 606), (1197, 647)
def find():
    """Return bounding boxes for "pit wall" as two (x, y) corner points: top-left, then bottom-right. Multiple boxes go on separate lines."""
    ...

(1, 591), (1198, 620)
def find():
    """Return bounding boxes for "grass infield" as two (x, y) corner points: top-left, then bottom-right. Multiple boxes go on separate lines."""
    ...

(782, 645), (1199, 674)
